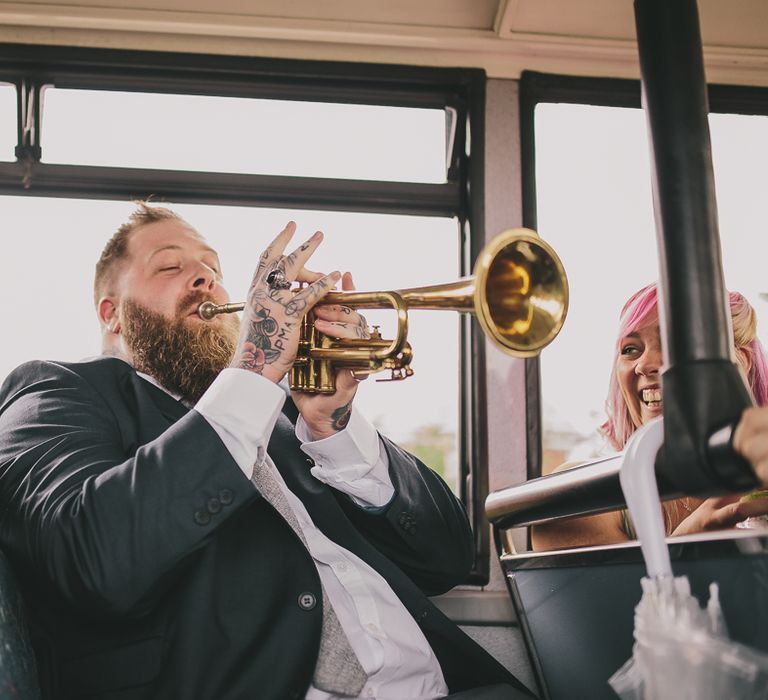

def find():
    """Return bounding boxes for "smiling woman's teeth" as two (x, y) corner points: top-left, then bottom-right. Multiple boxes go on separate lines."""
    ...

(641, 388), (662, 406)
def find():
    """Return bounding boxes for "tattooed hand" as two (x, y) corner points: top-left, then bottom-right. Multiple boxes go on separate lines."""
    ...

(292, 271), (368, 440)
(312, 272), (371, 341)
(230, 222), (340, 384)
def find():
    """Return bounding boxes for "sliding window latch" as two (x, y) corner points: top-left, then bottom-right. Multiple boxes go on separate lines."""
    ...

(15, 79), (43, 188)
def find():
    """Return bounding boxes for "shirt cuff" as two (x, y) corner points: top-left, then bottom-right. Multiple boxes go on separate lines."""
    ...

(195, 368), (286, 479)
(297, 406), (394, 508)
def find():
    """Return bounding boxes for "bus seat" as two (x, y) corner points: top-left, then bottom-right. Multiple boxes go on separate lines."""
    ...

(500, 531), (768, 700)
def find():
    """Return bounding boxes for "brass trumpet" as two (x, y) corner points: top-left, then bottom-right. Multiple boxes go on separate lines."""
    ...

(198, 228), (569, 394)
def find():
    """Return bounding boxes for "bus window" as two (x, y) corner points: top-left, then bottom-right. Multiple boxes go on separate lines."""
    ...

(42, 89), (447, 183)
(530, 98), (768, 479)
(0, 48), (490, 580)
(0, 84), (14, 162)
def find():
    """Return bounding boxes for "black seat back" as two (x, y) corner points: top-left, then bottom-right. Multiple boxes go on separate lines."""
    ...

(0, 552), (40, 699)
(502, 533), (768, 700)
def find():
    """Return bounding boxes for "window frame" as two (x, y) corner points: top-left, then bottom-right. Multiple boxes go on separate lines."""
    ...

(0, 42), (491, 583)
(520, 70), (768, 482)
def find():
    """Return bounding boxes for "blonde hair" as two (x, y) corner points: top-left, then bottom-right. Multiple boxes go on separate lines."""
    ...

(93, 202), (186, 307)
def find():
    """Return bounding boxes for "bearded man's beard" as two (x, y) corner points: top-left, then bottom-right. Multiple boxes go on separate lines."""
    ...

(121, 294), (240, 404)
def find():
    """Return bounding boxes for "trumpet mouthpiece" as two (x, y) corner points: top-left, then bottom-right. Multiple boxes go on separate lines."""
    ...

(198, 301), (218, 320)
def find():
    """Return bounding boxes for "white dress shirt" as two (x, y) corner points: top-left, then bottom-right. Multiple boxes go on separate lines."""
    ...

(152, 368), (448, 700)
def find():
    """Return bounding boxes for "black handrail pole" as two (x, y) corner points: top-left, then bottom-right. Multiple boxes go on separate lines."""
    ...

(635, 0), (728, 365)
(634, 0), (756, 493)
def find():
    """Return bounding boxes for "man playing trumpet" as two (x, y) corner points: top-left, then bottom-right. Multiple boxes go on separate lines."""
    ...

(0, 203), (533, 699)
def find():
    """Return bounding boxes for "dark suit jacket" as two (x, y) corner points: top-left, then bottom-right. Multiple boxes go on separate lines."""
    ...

(0, 357), (528, 699)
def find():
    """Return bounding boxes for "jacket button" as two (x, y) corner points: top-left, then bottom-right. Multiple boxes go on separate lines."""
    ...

(207, 497), (221, 514)
(219, 489), (234, 505)
(298, 592), (317, 610)
(305, 457), (315, 467)
(407, 525), (417, 536)
(193, 509), (211, 526)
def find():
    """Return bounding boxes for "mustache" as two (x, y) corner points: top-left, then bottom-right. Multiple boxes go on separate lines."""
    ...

(176, 291), (216, 317)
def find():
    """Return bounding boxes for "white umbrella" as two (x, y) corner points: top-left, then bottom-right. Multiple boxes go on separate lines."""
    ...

(609, 419), (768, 699)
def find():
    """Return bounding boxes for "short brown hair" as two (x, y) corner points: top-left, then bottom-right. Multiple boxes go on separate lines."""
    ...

(93, 202), (185, 307)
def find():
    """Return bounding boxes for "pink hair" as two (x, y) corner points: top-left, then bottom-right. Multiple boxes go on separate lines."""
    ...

(601, 284), (768, 450)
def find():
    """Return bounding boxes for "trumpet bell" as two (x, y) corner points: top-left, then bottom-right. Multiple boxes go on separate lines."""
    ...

(474, 229), (569, 357)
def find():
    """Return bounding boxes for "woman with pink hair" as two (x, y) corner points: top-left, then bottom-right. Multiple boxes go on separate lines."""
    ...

(533, 283), (768, 550)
